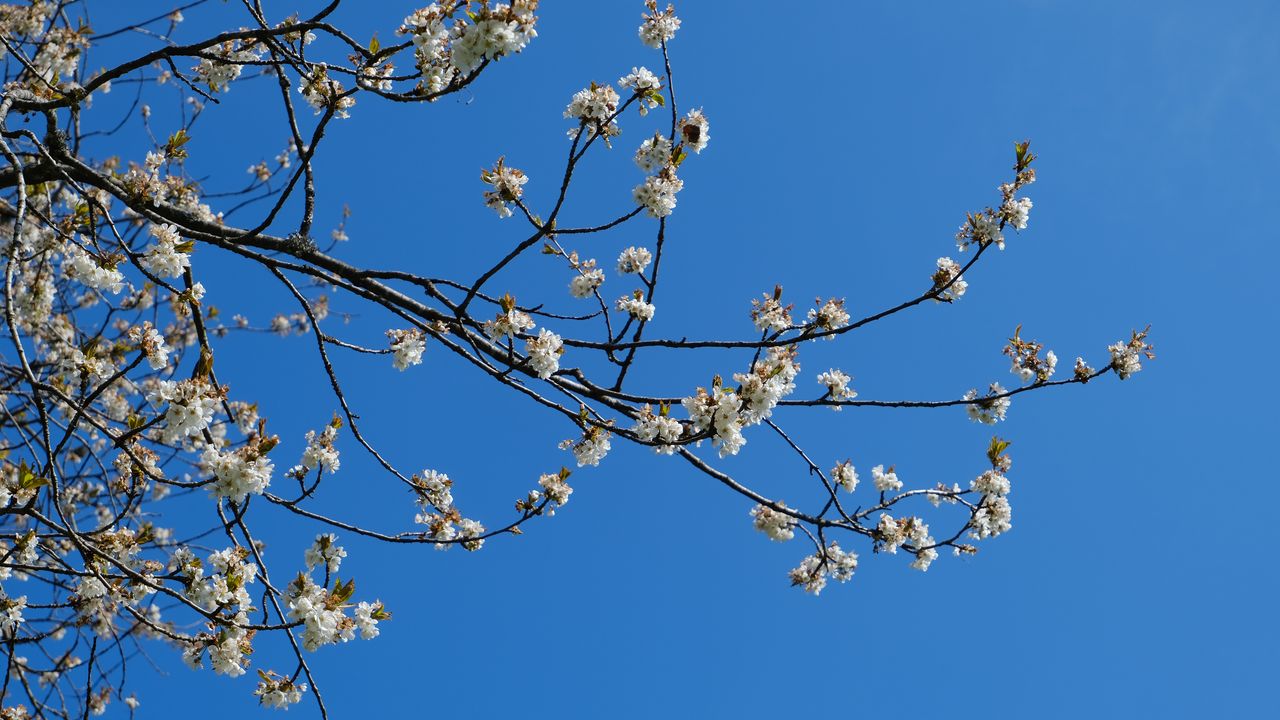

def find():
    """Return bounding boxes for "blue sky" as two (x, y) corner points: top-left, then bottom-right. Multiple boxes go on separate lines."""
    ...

(83, 1), (1276, 716)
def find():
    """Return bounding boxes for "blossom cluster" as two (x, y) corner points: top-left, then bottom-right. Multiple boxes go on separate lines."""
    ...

(410, 470), (487, 550)
(398, 1), (539, 94)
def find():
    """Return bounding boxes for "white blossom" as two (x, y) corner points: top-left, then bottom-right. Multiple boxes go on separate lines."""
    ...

(567, 427), (611, 467)
(832, 461), (858, 493)
(139, 223), (191, 278)
(634, 133), (671, 172)
(970, 495), (1013, 539)
(569, 265), (604, 298)
(353, 601), (385, 639)
(255, 676), (307, 709)
(64, 244), (124, 294)
(301, 424), (340, 474)
(932, 257), (967, 301)
(616, 246), (653, 275)
(1003, 196), (1033, 230)
(806, 298), (849, 337)
(565, 83), (621, 141)
(483, 305), (535, 341)
(481, 158), (528, 218)
(1108, 329), (1153, 380)
(304, 534), (346, 575)
(633, 167), (683, 217)
(632, 404), (683, 454)
(203, 446), (274, 504)
(387, 329), (426, 371)
(789, 542), (858, 595)
(638, 2), (680, 48)
(749, 504), (794, 542)
(616, 293), (656, 321)
(618, 66), (662, 115)
(964, 383), (1010, 424)
(193, 39), (262, 92)
(537, 470), (573, 508)
(678, 108), (710, 154)
(148, 379), (219, 443)
(683, 385), (745, 457)
(816, 369), (856, 407)
(298, 64), (355, 118)
(525, 328), (563, 379)
(871, 464), (902, 493)
(129, 322), (170, 370)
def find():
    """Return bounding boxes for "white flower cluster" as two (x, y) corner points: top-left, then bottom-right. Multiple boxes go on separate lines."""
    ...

(970, 470), (1013, 540)
(139, 223), (191, 278)
(616, 292), (656, 321)
(298, 64), (355, 119)
(202, 445), (274, 503)
(387, 328), (426, 371)
(399, 2), (538, 94)
(638, 1), (681, 48)
(751, 290), (793, 333)
(172, 546), (259, 612)
(806, 297), (850, 338)
(524, 328), (563, 379)
(871, 464), (902, 493)
(682, 386), (741, 456)
(255, 675), (308, 709)
(285, 577), (380, 651)
(634, 132), (672, 172)
(733, 346), (799, 426)
(956, 211), (1004, 251)
(789, 542), (858, 595)
(749, 504), (795, 542)
(1108, 328), (1154, 380)
(411, 470), (486, 550)
(1002, 196), (1033, 230)
(0, 591), (27, 634)
(413, 469), (454, 513)
(632, 404), (683, 454)
(451, 1), (539, 75)
(680, 347), (797, 458)
(170, 546), (261, 677)
(64, 244), (124, 294)
(678, 108), (710, 154)
(129, 322), (170, 370)
(400, 6), (454, 93)
(569, 260), (604, 298)
(192, 38), (263, 92)
(537, 470), (574, 509)
(149, 379), (219, 443)
(304, 533), (346, 575)
(831, 461), (858, 492)
(633, 167), (683, 218)
(483, 302), (536, 341)
(1013, 348), (1055, 382)
(565, 82), (621, 141)
(816, 369), (856, 408)
(567, 426), (612, 467)
(184, 622), (252, 677)
(300, 422), (341, 475)
(1004, 327), (1057, 383)
(927, 482), (964, 507)
(932, 257), (967, 301)
(876, 514), (937, 570)
(619, 66), (662, 115)
(481, 158), (528, 218)
(963, 383), (1011, 424)
(616, 246), (653, 275)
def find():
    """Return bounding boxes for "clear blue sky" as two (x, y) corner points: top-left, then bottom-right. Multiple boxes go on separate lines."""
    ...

(87, 1), (1276, 716)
